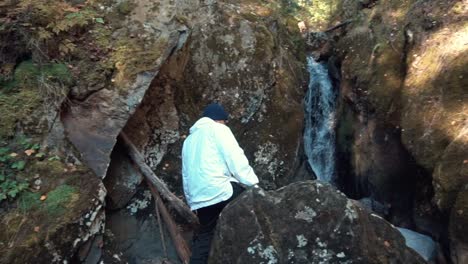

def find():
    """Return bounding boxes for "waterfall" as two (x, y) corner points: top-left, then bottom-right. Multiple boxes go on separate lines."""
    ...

(304, 56), (338, 183)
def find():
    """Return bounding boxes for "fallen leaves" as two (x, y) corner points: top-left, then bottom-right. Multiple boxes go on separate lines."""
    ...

(40, 195), (47, 201)
(24, 149), (35, 156)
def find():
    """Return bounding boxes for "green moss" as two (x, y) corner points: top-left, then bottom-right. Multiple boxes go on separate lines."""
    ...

(13, 61), (41, 87)
(18, 191), (41, 212)
(0, 89), (42, 138)
(111, 36), (169, 87)
(1, 60), (71, 89)
(45, 185), (79, 216)
(18, 184), (78, 216)
(31, 160), (65, 179)
(0, 60), (73, 138)
(41, 63), (73, 86)
(92, 26), (113, 50)
(117, 1), (136, 15)
(254, 25), (275, 61)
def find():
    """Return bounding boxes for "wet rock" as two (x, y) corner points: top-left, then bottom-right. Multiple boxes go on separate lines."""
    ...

(104, 140), (143, 210)
(104, 186), (181, 264)
(210, 181), (426, 264)
(354, 197), (390, 217)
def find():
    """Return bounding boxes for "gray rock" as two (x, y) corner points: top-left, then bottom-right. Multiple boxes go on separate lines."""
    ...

(104, 140), (143, 210)
(355, 197), (390, 217)
(210, 181), (426, 264)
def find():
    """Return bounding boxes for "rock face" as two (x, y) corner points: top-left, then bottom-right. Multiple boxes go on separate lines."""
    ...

(210, 181), (426, 264)
(123, 0), (307, 192)
(305, 0), (468, 260)
(61, 0), (189, 179)
(104, 185), (181, 263)
(450, 186), (468, 264)
(2, 0), (308, 262)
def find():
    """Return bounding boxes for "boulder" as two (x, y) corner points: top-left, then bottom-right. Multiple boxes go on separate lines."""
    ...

(210, 181), (426, 264)
(124, 0), (307, 192)
(449, 186), (468, 264)
(62, 0), (190, 179)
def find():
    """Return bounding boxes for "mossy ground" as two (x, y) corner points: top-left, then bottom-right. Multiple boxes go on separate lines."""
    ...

(0, 154), (99, 263)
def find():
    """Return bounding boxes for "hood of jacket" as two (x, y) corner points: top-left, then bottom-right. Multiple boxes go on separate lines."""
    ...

(189, 117), (215, 134)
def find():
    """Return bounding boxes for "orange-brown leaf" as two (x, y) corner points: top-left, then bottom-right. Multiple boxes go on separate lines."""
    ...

(25, 149), (35, 156)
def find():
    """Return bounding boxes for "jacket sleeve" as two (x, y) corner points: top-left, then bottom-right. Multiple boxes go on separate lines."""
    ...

(214, 125), (259, 186)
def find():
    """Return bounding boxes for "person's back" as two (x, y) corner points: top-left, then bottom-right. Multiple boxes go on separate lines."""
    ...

(182, 117), (237, 210)
(182, 103), (258, 264)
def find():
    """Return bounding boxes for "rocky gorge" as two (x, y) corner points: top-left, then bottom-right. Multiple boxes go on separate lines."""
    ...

(0, 0), (466, 263)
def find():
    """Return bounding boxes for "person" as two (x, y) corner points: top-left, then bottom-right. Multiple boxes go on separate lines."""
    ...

(182, 103), (259, 264)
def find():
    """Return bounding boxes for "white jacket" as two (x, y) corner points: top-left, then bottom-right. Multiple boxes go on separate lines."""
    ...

(182, 117), (259, 210)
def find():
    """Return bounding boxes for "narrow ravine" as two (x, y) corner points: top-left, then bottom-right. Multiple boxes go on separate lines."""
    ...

(303, 56), (338, 183)
(303, 55), (439, 262)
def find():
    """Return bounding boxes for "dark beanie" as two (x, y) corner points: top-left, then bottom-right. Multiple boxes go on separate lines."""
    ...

(203, 103), (229, 121)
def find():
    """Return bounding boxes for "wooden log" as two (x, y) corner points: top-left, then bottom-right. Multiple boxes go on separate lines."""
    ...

(148, 182), (191, 264)
(154, 194), (168, 259)
(119, 132), (199, 227)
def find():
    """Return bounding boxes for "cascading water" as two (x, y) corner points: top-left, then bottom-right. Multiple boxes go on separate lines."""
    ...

(303, 56), (338, 183)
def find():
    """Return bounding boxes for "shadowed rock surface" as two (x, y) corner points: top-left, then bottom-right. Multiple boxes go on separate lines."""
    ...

(210, 181), (426, 264)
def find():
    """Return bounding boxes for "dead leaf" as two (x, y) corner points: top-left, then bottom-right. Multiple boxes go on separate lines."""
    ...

(63, 6), (80, 12)
(40, 195), (47, 201)
(384, 241), (390, 247)
(9, 153), (18, 157)
(25, 149), (36, 156)
(34, 226), (40, 232)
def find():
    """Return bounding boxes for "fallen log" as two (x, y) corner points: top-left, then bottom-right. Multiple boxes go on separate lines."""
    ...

(119, 132), (199, 227)
(148, 182), (191, 264)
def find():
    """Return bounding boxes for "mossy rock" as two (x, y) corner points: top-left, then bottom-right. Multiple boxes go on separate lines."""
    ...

(0, 159), (102, 263)
(0, 60), (72, 139)
(433, 136), (468, 212)
(450, 201), (468, 264)
(19, 185), (79, 216)
(117, 0), (136, 15)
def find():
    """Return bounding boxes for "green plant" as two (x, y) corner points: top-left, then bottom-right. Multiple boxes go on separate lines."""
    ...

(0, 172), (29, 201)
(11, 160), (26, 170)
(0, 147), (11, 162)
(0, 138), (43, 201)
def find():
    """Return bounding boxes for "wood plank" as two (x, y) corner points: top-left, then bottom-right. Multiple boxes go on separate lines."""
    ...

(148, 182), (191, 264)
(119, 132), (199, 227)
